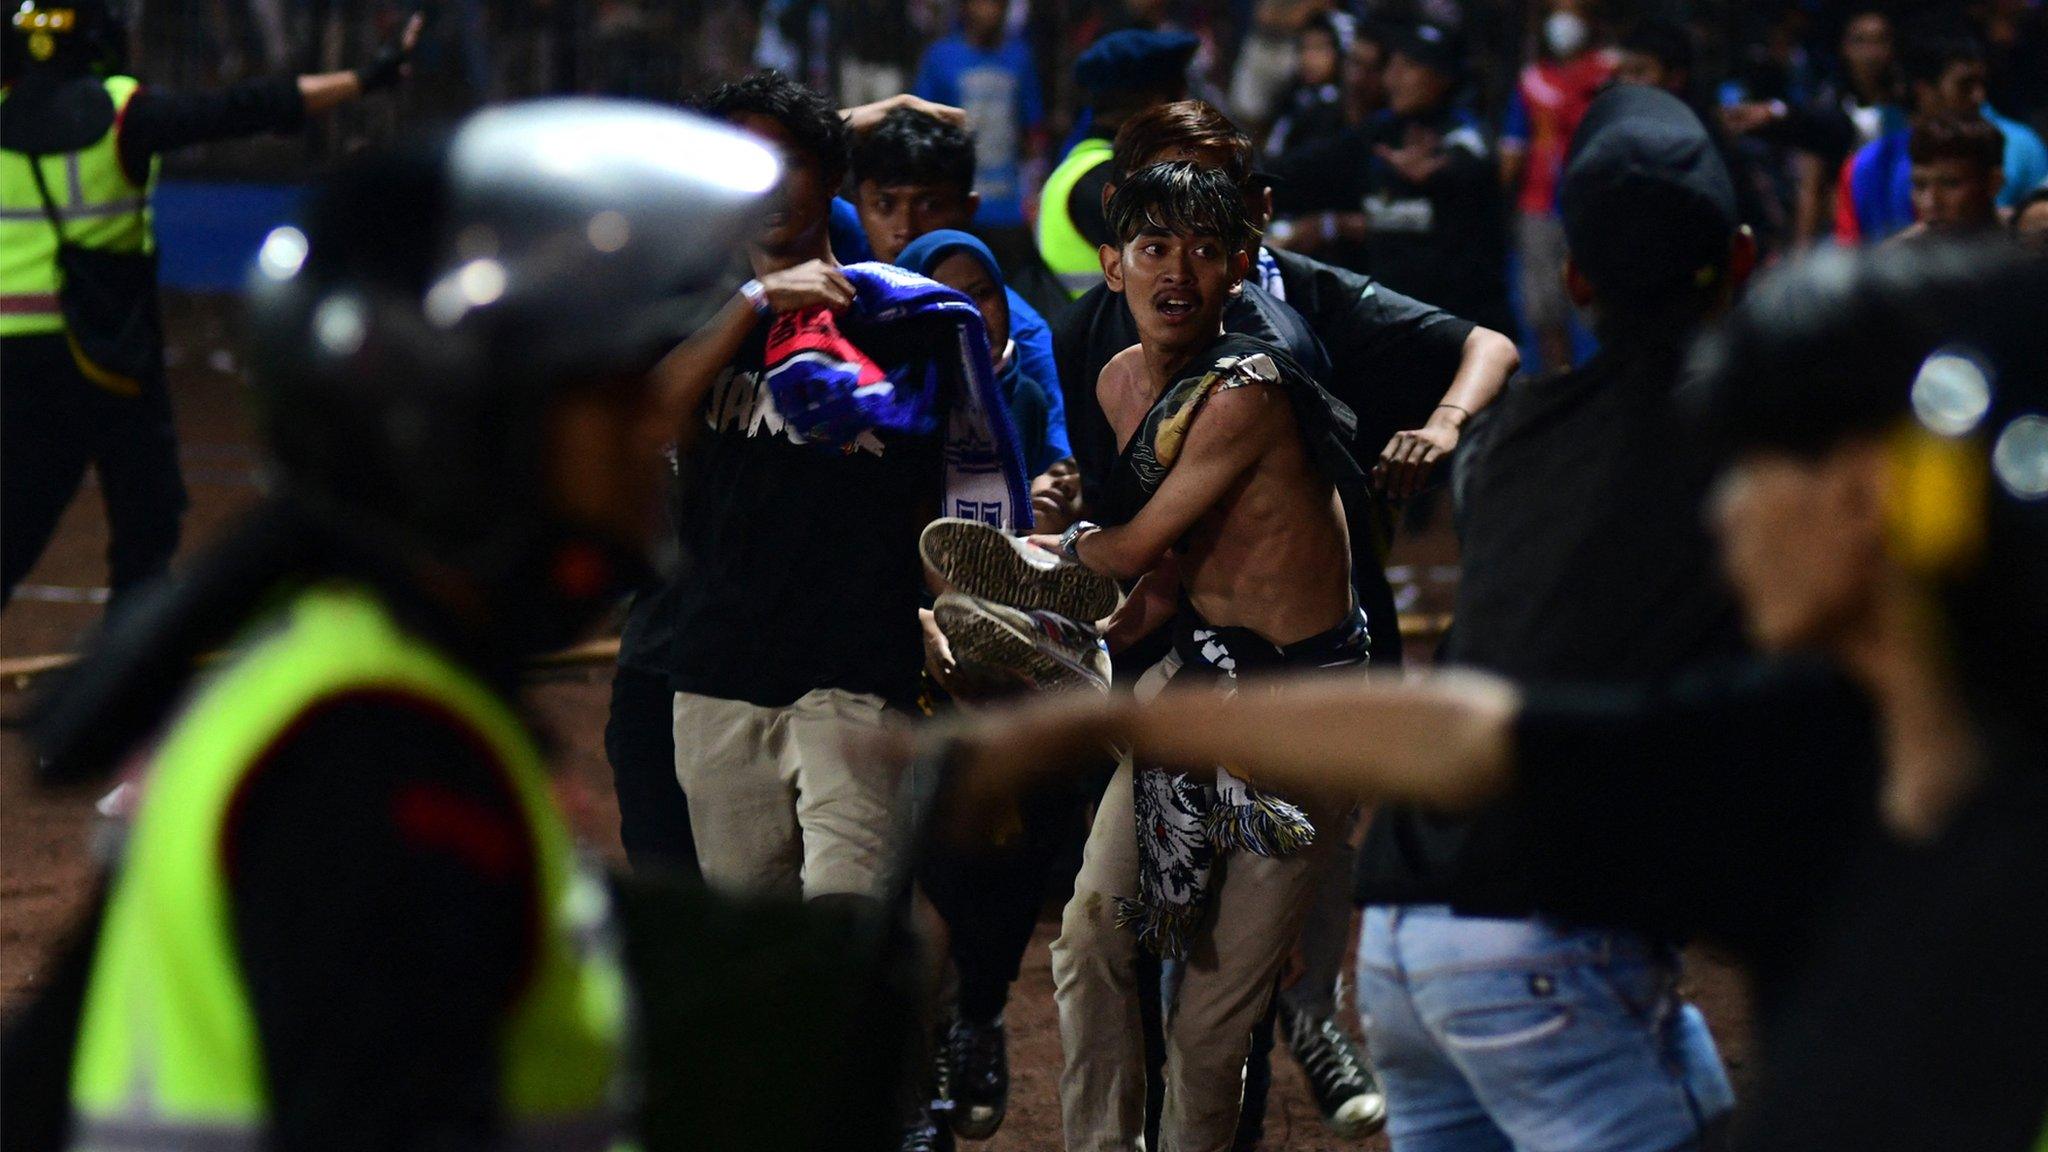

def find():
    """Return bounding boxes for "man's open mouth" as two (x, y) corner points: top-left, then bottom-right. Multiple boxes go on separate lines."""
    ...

(1154, 293), (1198, 319)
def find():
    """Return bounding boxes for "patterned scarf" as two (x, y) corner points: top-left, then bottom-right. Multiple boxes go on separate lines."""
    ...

(1100, 334), (1369, 957)
(763, 262), (1032, 529)
(1117, 609), (1370, 958)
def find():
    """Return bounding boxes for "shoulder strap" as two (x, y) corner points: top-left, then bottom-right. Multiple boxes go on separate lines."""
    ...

(21, 153), (68, 243)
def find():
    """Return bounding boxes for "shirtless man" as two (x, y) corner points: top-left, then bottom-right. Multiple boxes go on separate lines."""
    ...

(1033, 161), (1367, 1152)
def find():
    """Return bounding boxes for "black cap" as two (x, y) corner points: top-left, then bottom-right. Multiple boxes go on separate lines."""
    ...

(1075, 29), (1201, 94)
(1384, 21), (1463, 78)
(1559, 85), (1737, 297)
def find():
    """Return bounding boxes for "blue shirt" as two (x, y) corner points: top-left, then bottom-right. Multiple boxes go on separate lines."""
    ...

(912, 35), (1045, 228)
(828, 197), (874, 263)
(1005, 290), (1069, 463)
(1986, 105), (2048, 208)
(1847, 107), (2048, 240)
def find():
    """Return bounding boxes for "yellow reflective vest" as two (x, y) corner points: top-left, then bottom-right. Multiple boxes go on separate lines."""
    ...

(0, 75), (158, 338)
(68, 584), (628, 1152)
(1035, 136), (1113, 299)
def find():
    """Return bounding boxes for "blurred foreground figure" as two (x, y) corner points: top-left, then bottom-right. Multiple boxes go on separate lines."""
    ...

(942, 242), (2048, 1152)
(0, 0), (421, 612)
(6, 101), (773, 1151)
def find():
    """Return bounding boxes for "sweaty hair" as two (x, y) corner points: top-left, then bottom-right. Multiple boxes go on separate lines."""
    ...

(1106, 161), (1256, 254)
(1907, 112), (2005, 172)
(1622, 17), (1694, 73)
(691, 71), (850, 184)
(1900, 25), (1983, 91)
(850, 107), (976, 192)
(1111, 100), (1255, 186)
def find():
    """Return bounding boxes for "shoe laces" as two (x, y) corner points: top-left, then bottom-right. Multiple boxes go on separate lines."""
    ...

(1023, 609), (1101, 652)
(1292, 1015), (1369, 1096)
(949, 1016), (1004, 1075)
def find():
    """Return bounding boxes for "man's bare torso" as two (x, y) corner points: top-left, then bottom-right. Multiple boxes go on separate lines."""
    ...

(1100, 344), (1353, 646)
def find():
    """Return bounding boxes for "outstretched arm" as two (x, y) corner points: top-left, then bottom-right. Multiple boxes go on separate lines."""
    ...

(1374, 325), (1519, 499)
(948, 668), (1521, 811)
(119, 14), (421, 172)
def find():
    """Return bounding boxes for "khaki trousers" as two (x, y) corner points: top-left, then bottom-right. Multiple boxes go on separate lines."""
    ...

(672, 688), (900, 901)
(1051, 655), (1345, 1152)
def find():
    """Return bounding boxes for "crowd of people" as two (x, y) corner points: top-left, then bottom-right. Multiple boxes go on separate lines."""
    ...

(4, 1), (2048, 1152)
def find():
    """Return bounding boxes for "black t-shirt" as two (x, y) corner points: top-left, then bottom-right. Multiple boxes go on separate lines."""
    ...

(1504, 660), (2048, 1152)
(668, 325), (939, 708)
(1266, 248), (1474, 665)
(1264, 248), (1473, 472)
(229, 695), (537, 1152)
(1357, 334), (1747, 904)
(1271, 106), (1513, 334)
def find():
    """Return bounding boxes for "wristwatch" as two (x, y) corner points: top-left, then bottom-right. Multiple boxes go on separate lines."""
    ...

(737, 278), (771, 317)
(1057, 520), (1099, 563)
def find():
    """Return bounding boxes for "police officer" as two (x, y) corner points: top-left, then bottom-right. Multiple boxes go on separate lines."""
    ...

(0, 0), (420, 610)
(12, 102), (773, 1151)
(1034, 29), (1197, 298)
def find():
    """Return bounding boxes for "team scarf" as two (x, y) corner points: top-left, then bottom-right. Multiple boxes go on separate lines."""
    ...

(762, 262), (1033, 530)
(1101, 335), (1369, 957)
(1117, 607), (1371, 959)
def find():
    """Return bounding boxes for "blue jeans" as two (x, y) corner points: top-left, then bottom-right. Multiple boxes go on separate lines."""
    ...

(1356, 906), (1733, 1152)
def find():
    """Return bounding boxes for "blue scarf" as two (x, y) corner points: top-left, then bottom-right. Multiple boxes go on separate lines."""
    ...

(762, 262), (1033, 531)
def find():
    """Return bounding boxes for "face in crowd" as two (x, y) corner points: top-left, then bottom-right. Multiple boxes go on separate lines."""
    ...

(1916, 57), (1989, 118)
(858, 180), (978, 265)
(1910, 156), (1999, 232)
(1101, 166), (1251, 362)
(1383, 51), (1452, 117)
(1297, 23), (1341, 88)
(1030, 458), (1084, 533)
(1841, 12), (1894, 97)
(732, 113), (836, 257)
(1345, 35), (1387, 119)
(961, 0), (1006, 46)
(927, 250), (1011, 352)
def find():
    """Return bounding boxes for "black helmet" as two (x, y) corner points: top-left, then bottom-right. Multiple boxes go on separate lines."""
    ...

(244, 98), (775, 578)
(5, 0), (114, 75)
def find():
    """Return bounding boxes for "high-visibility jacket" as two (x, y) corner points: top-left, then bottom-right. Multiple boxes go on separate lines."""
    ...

(68, 583), (628, 1152)
(1035, 136), (1113, 299)
(0, 74), (157, 338)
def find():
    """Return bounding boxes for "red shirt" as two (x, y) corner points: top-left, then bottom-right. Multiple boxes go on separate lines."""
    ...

(1507, 50), (1617, 216)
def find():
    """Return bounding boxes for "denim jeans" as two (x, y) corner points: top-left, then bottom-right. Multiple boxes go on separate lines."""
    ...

(1356, 906), (1734, 1152)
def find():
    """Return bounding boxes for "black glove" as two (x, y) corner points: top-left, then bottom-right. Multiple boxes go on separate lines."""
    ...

(354, 21), (415, 93)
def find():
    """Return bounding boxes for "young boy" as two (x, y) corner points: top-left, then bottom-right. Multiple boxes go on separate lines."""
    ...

(851, 108), (1070, 456)
(1036, 160), (1368, 1152)
(1902, 112), (2005, 238)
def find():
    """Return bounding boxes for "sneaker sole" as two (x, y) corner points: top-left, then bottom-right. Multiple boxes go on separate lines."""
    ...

(1327, 1091), (1387, 1138)
(920, 518), (1122, 622)
(950, 1099), (1005, 1141)
(934, 597), (1104, 694)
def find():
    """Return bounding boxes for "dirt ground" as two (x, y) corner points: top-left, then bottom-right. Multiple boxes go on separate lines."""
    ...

(0, 294), (1753, 1149)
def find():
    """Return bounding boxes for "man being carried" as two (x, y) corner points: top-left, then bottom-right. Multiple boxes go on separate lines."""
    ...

(1040, 161), (1366, 1152)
